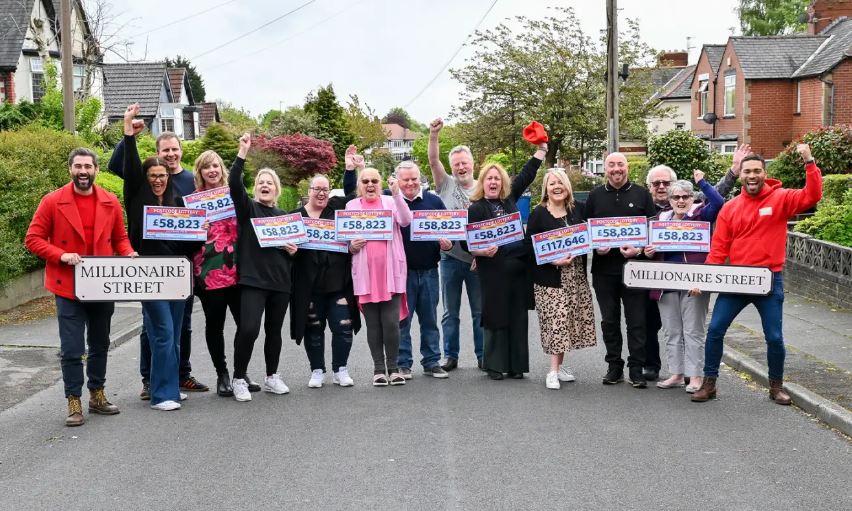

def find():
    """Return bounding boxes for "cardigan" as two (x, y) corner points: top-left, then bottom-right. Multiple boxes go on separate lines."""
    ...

(525, 202), (587, 288)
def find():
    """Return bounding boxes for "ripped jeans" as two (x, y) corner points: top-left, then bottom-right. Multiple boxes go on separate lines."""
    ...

(304, 290), (354, 373)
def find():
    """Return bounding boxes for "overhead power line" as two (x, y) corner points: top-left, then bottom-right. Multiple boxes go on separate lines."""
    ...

(404, 0), (499, 109)
(130, 0), (241, 38)
(192, 0), (317, 61)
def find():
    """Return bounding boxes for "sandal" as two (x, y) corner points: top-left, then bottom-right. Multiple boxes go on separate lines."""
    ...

(389, 373), (406, 386)
(372, 374), (388, 387)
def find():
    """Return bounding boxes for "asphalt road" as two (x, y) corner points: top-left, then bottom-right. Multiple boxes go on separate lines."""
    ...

(1, 295), (850, 510)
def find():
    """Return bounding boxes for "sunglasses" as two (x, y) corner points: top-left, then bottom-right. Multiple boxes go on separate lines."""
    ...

(361, 179), (380, 185)
(310, 187), (330, 194)
(670, 194), (693, 201)
(651, 180), (672, 188)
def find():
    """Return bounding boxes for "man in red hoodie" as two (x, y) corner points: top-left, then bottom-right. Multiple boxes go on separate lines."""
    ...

(692, 144), (822, 404)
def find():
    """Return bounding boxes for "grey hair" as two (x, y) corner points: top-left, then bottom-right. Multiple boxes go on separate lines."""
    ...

(68, 147), (99, 167)
(394, 160), (420, 176)
(646, 165), (678, 186)
(309, 174), (329, 187)
(448, 145), (473, 161)
(668, 180), (695, 199)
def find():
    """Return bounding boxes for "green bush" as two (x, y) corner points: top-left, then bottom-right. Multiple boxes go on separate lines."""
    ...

(820, 174), (852, 206)
(627, 155), (649, 185)
(181, 139), (204, 169)
(200, 123), (238, 165)
(0, 126), (87, 287)
(794, 189), (852, 247)
(769, 125), (852, 189)
(648, 129), (712, 179)
(95, 171), (124, 204)
(278, 186), (301, 212)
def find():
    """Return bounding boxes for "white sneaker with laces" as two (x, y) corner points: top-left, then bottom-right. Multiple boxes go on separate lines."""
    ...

(264, 373), (290, 394)
(545, 371), (561, 389)
(232, 378), (251, 402)
(558, 365), (576, 382)
(308, 369), (325, 388)
(333, 367), (354, 387)
(151, 400), (181, 411)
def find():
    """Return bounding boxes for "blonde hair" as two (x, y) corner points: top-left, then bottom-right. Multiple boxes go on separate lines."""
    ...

(193, 150), (228, 190)
(471, 163), (511, 201)
(254, 168), (282, 204)
(539, 168), (575, 211)
(356, 168), (383, 197)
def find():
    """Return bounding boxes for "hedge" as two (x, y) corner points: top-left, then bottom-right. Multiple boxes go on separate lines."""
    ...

(768, 125), (852, 189)
(795, 189), (852, 247)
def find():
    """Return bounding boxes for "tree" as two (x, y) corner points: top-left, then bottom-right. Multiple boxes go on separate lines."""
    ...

(199, 123), (238, 167)
(345, 95), (386, 149)
(410, 123), (466, 183)
(647, 129), (725, 185)
(253, 133), (338, 186)
(304, 84), (354, 179)
(165, 55), (206, 102)
(216, 100), (259, 136)
(382, 106), (427, 133)
(366, 148), (397, 178)
(738, 0), (809, 36)
(262, 106), (322, 137)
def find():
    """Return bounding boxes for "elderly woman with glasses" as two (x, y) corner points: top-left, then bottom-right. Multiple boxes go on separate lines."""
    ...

(643, 170), (725, 393)
(345, 166), (412, 386)
(290, 146), (362, 389)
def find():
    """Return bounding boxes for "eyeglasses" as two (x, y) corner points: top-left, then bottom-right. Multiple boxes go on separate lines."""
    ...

(651, 180), (672, 188)
(670, 194), (693, 201)
(310, 187), (330, 194)
(361, 179), (380, 185)
(148, 174), (168, 182)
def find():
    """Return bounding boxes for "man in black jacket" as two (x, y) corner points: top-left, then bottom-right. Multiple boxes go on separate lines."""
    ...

(583, 153), (656, 388)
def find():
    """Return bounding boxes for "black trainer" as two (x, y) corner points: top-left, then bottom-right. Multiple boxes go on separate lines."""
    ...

(441, 358), (458, 371)
(629, 369), (648, 388)
(601, 367), (624, 385)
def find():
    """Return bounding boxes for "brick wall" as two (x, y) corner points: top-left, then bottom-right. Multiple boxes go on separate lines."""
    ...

(691, 51), (716, 139)
(715, 44), (744, 141)
(0, 72), (13, 103)
(745, 80), (796, 156)
(785, 260), (852, 310)
(791, 77), (824, 138)
(832, 59), (852, 125)
(813, 0), (852, 33)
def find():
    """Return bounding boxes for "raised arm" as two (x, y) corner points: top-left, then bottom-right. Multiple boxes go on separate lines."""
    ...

(228, 133), (253, 220)
(510, 143), (547, 201)
(715, 144), (750, 197)
(428, 118), (450, 191)
(121, 104), (145, 199)
(695, 170), (725, 222)
(342, 144), (363, 197)
(388, 176), (412, 227)
(781, 144), (823, 216)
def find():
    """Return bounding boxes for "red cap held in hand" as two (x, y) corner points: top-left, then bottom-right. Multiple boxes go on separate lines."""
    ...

(523, 121), (549, 144)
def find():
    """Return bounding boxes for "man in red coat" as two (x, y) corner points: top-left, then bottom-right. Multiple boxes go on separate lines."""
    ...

(692, 144), (822, 404)
(25, 148), (136, 426)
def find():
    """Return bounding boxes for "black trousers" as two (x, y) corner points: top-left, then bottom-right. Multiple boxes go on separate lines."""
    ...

(197, 286), (241, 374)
(644, 297), (662, 371)
(233, 285), (289, 379)
(56, 296), (114, 397)
(592, 273), (647, 371)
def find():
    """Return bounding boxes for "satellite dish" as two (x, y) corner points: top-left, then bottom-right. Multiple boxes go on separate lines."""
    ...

(702, 112), (718, 124)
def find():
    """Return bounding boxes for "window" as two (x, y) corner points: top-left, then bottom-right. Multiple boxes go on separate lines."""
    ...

(160, 118), (175, 132)
(73, 64), (85, 92)
(721, 144), (737, 154)
(724, 73), (736, 116)
(795, 81), (801, 113)
(698, 79), (709, 117)
(674, 122), (685, 130)
(30, 57), (45, 102)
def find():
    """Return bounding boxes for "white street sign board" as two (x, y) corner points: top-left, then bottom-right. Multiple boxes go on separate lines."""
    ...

(623, 261), (772, 295)
(74, 256), (192, 301)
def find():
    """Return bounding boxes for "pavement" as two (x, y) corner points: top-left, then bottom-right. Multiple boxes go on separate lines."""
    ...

(0, 289), (850, 509)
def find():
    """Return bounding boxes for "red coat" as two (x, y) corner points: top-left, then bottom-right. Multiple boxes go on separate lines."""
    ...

(25, 182), (134, 300)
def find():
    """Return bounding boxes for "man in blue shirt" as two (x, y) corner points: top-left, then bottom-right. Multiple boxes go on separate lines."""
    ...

(109, 129), (210, 397)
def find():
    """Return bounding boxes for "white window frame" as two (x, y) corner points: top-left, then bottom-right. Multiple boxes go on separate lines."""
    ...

(698, 80), (709, 118)
(721, 143), (737, 154)
(73, 64), (85, 92)
(796, 81), (801, 113)
(724, 73), (736, 117)
(160, 118), (175, 133)
(674, 122), (685, 130)
(30, 57), (45, 102)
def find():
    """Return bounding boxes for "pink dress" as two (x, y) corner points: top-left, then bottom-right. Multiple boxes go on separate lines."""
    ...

(358, 197), (392, 304)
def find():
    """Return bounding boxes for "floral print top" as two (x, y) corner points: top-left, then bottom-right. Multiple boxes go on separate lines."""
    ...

(194, 216), (238, 291)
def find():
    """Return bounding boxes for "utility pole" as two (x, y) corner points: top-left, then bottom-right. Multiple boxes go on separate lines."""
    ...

(606, 0), (618, 154)
(60, 0), (75, 132)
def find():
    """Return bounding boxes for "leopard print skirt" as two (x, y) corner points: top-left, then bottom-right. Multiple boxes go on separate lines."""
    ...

(533, 259), (597, 355)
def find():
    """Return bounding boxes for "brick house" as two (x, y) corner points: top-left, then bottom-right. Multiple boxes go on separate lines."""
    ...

(692, 1), (852, 157)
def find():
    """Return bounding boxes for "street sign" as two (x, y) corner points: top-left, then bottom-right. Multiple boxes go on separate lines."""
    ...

(623, 261), (772, 295)
(74, 256), (192, 302)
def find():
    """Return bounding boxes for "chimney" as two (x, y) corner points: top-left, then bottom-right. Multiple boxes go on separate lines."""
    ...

(657, 51), (688, 68)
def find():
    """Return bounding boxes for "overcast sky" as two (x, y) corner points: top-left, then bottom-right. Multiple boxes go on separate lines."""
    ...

(106, 0), (741, 122)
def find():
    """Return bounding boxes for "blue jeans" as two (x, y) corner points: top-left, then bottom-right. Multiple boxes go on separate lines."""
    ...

(304, 291), (354, 373)
(440, 255), (483, 361)
(55, 296), (114, 398)
(140, 295), (194, 382)
(704, 272), (785, 380)
(142, 300), (186, 405)
(399, 268), (442, 369)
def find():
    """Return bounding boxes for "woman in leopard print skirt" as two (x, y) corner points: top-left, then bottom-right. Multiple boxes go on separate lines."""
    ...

(526, 169), (596, 390)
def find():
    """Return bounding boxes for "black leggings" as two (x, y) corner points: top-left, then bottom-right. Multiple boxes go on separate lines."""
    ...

(197, 286), (241, 374)
(233, 285), (289, 379)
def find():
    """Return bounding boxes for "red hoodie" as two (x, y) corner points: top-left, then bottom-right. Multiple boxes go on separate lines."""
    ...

(706, 162), (822, 271)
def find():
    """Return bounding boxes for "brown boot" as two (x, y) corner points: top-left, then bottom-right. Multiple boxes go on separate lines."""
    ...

(769, 379), (792, 405)
(66, 396), (84, 427)
(691, 377), (717, 402)
(89, 388), (120, 415)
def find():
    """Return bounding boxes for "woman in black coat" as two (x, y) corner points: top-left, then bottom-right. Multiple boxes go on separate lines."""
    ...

(464, 143), (546, 380)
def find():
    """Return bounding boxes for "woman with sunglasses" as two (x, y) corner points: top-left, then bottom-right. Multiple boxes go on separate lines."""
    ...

(290, 146), (361, 388)
(345, 167), (412, 386)
(122, 103), (201, 411)
(643, 169), (724, 393)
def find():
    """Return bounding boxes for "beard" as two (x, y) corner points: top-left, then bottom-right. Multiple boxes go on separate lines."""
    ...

(73, 174), (93, 191)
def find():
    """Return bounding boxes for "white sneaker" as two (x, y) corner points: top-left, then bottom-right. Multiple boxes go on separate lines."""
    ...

(545, 371), (561, 389)
(232, 378), (251, 402)
(179, 392), (187, 401)
(558, 365), (576, 382)
(308, 369), (325, 388)
(151, 400), (181, 411)
(333, 367), (354, 387)
(264, 373), (290, 394)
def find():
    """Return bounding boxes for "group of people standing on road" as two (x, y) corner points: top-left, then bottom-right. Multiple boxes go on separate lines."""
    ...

(25, 101), (823, 427)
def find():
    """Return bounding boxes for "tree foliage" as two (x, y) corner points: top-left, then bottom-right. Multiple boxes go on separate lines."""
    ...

(367, 148), (397, 178)
(449, 7), (665, 169)
(769, 125), (852, 189)
(738, 0), (809, 36)
(410, 123), (467, 183)
(165, 55), (206, 102)
(795, 189), (852, 247)
(199, 123), (238, 167)
(304, 84), (354, 180)
(345, 95), (387, 149)
(382, 107), (413, 129)
(648, 129), (727, 186)
(262, 106), (322, 138)
(254, 133), (337, 186)
(216, 100), (259, 136)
